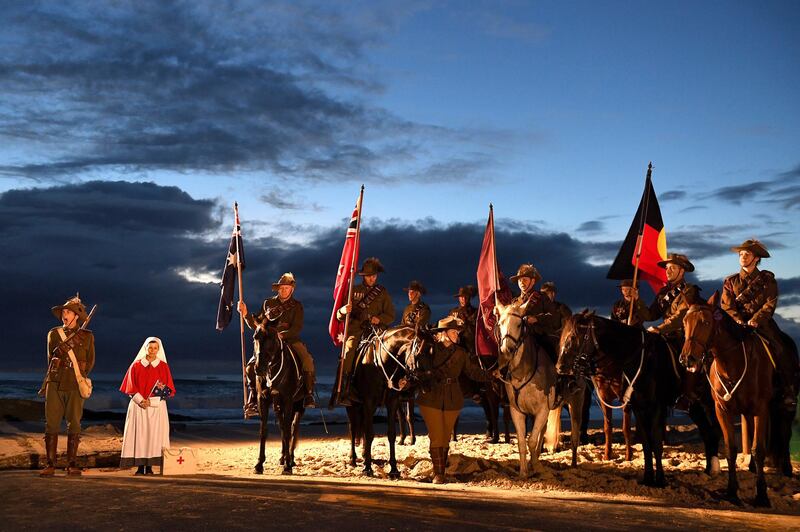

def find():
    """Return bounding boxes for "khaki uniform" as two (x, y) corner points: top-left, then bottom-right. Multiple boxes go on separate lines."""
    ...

(337, 283), (395, 376)
(244, 296), (313, 373)
(416, 342), (487, 447)
(722, 268), (798, 400)
(513, 289), (561, 360)
(45, 326), (95, 434)
(551, 300), (572, 331)
(448, 304), (477, 354)
(643, 281), (700, 338)
(611, 298), (649, 327)
(401, 301), (431, 328)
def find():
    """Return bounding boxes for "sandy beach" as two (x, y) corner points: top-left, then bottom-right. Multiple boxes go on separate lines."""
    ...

(2, 399), (799, 529)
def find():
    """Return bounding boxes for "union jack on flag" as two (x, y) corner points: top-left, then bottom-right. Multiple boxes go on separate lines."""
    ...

(328, 194), (362, 346)
(216, 205), (246, 331)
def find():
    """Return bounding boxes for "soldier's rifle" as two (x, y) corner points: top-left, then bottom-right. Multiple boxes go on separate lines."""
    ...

(37, 304), (97, 396)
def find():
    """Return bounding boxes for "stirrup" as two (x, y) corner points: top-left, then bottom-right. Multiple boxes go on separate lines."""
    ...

(244, 404), (260, 419)
(303, 394), (316, 408)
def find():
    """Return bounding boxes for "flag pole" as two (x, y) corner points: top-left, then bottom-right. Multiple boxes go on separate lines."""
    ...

(334, 185), (365, 401)
(627, 162), (653, 325)
(234, 202), (248, 417)
(490, 204), (501, 305)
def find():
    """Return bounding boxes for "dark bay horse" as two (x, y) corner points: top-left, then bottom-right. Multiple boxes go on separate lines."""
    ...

(557, 311), (720, 487)
(347, 324), (427, 478)
(495, 300), (586, 476)
(681, 293), (793, 507)
(454, 358), (512, 444)
(252, 323), (305, 475)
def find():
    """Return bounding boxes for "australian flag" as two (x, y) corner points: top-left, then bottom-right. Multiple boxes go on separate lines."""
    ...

(216, 204), (246, 331)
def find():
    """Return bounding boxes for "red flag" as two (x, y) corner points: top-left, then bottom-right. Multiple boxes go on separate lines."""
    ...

(606, 164), (667, 294)
(475, 206), (512, 356)
(328, 192), (363, 346)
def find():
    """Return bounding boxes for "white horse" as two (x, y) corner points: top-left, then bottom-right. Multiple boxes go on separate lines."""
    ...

(495, 300), (585, 477)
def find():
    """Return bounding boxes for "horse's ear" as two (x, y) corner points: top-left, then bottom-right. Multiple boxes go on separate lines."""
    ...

(707, 291), (720, 307)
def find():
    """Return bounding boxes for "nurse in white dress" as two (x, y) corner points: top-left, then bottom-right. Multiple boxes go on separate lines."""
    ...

(119, 337), (175, 475)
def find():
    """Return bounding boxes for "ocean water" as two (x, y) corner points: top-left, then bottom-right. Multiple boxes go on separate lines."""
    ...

(0, 372), (608, 425)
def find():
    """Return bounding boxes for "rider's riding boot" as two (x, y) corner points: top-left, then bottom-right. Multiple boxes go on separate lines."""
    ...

(243, 387), (260, 419)
(66, 434), (82, 476)
(303, 371), (316, 409)
(337, 373), (353, 407)
(431, 447), (446, 485)
(135, 465), (145, 475)
(39, 433), (58, 477)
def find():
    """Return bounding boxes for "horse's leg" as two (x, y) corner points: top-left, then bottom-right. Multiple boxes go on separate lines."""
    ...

(487, 390), (500, 444)
(568, 390), (584, 467)
(362, 402), (375, 477)
(637, 411), (654, 486)
(254, 394), (269, 474)
(689, 400), (721, 476)
(741, 414), (753, 471)
(602, 403), (614, 461)
(752, 411), (771, 507)
(544, 408), (560, 454)
(510, 405), (528, 478)
(347, 406), (358, 468)
(716, 406), (741, 504)
(387, 394), (401, 480)
(396, 403), (406, 445)
(622, 405), (633, 461)
(652, 405), (667, 487)
(408, 397), (416, 445)
(290, 407), (302, 469)
(528, 406), (549, 474)
(503, 404), (512, 443)
(279, 400), (293, 474)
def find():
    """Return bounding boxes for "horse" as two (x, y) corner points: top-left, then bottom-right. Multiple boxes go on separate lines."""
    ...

(557, 310), (721, 487)
(396, 393), (416, 445)
(494, 300), (586, 477)
(251, 323), (305, 475)
(346, 324), (428, 478)
(681, 292), (794, 506)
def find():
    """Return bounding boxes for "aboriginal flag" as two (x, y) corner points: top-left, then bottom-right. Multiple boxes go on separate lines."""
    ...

(607, 166), (667, 293)
(328, 190), (363, 346)
(216, 205), (246, 331)
(475, 206), (513, 357)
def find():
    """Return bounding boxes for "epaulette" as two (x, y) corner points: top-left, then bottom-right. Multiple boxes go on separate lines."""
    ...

(724, 272), (739, 283)
(761, 270), (775, 280)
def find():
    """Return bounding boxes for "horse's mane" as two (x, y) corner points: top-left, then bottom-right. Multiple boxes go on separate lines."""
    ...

(687, 302), (747, 342)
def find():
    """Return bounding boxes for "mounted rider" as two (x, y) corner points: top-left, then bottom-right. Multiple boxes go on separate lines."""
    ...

(239, 273), (317, 410)
(449, 285), (478, 354)
(336, 257), (395, 406)
(721, 239), (799, 410)
(610, 279), (650, 327)
(509, 264), (561, 361)
(401, 280), (431, 328)
(634, 253), (700, 409)
(541, 281), (572, 335)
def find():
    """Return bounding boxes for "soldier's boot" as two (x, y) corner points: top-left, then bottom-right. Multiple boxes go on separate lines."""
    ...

(675, 371), (700, 411)
(39, 433), (58, 477)
(337, 373), (353, 407)
(303, 371), (316, 409)
(244, 361), (260, 419)
(431, 447), (446, 485)
(66, 434), (82, 476)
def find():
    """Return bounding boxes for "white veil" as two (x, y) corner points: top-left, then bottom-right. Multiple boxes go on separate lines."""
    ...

(133, 336), (168, 364)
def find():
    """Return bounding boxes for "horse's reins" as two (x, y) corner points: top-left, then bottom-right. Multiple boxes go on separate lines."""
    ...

(370, 324), (414, 391)
(685, 308), (748, 403)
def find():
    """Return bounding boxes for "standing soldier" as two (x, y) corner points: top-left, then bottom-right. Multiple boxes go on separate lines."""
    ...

(401, 280), (431, 328)
(449, 285), (478, 354)
(509, 264), (561, 360)
(41, 295), (95, 477)
(239, 273), (317, 409)
(610, 280), (649, 327)
(722, 239), (799, 409)
(336, 258), (395, 406)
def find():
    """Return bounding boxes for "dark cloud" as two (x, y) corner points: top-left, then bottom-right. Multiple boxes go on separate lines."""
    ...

(0, 1), (504, 183)
(704, 181), (772, 205)
(702, 163), (800, 208)
(679, 205), (708, 213)
(5, 181), (798, 381)
(260, 190), (322, 212)
(660, 190), (687, 202)
(575, 220), (604, 234)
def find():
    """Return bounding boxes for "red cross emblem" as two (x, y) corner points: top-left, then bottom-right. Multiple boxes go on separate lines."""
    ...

(177, 456), (185, 465)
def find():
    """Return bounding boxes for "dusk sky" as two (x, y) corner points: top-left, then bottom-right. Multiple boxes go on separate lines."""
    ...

(1, 1), (798, 378)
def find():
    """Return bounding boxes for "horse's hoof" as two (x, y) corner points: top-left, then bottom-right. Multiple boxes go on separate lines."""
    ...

(398, 440), (406, 446)
(410, 438), (416, 445)
(282, 468), (292, 476)
(707, 456), (721, 477)
(753, 494), (771, 508)
(363, 468), (374, 477)
(349, 460), (357, 468)
(279, 457), (285, 466)
(722, 491), (743, 507)
(253, 464), (264, 475)
(654, 477), (667, 489)
(388, 470), (401, 480)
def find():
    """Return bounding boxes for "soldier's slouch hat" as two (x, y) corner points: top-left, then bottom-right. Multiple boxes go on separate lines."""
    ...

(618, 279), (638, 288)
(541, 281), (557, 293)
(403, 280), (426, 295)
(431, 316), (464, 332)
(358, 257), (384, 276)
(656, 253), (695, 272)
(51, 294), (89, 324)
(731, 239), (770, 258)
(509, 263), (541, 283)
(271, 272), (296, 291)
(453, 285), (477, 299)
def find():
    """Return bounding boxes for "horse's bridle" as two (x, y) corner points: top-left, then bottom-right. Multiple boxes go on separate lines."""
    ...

(681, 306), (715, 372)
(564, 316), (601, 377)
(496, 310), (526, 360)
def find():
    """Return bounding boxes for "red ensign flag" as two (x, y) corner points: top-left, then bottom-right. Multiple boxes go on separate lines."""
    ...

(475, 206), (512, 356)
(328, 194), (362, 346)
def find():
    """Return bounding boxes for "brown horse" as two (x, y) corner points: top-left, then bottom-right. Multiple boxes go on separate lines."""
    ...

(681, 292), (775, 506)
(592, 374), (634, 461)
